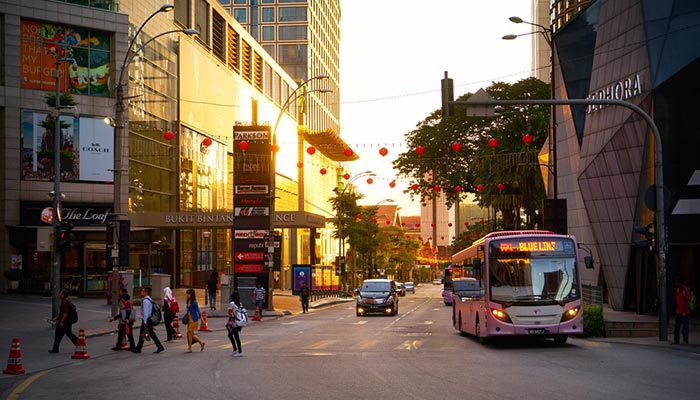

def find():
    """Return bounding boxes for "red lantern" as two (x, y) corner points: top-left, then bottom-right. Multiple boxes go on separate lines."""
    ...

(464, 221), (469, 226)
(319, 168), (327, 175)
(389, 181), (396, 188)
(386, 220), (391, 225)
(306, 146), (316, 155)
(487, 138), (498, 148)
(343, 173), (351, 180)
(522, 133), (533, 145)
(395, 233), (400, 237)
(379, 147), (388, 157)
(411, 183), (419, 191)
(356, 213), (362, 219)
(366, 178), (373, 185)
(203, 137), (213, 147)
(297, 162), (304, 168)
(163, 131), (174, 141)
(451, 142), (462, 152)
(415, 223), (420, 227)
(371, 217), (377, 222)
(497, 183), (505, 192)
(415, 146), (425, 156)
(480, 219), (485, 225)
(270, 144), (279, 152)
(401, 222), (406, 226)
(383, 231), (388, 236)
(455, 185), (462, 193)
(441, 236), (444, 240)
(448, 223), (452, 227)
(434, 185), (441, 192)
(237, 140), (248, 151)
(343, 148), (354, 157)
(431, 223), (435, 227)
(476, 184), (484, 191)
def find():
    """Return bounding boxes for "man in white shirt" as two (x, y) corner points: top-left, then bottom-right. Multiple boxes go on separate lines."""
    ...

(132, 287), (165, 354)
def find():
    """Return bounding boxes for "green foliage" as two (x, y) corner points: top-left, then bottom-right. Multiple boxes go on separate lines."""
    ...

(583, 304), (605, 337)
(44, 92), (78, 108)
(394, 78), (551, 228)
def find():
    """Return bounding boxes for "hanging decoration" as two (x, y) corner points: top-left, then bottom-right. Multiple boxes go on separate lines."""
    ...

(431, 223), (435, 227)
(270, 144), (279, 152)
(415, 223), (420, 227)
(319, 168), (327, 175)
(522, 133), (533, 145)
(455, 185), (462, 193)
(415, 146), (425, 156)
(411, 183), (419, 191)
(163, 130), (174, 141)
(451, 142), (462, 152)
(366, 178), (374, 185)
(476, 184), (484, 191)
(371, 217), (377, 222)
(343, 148), (354, 157)
(386, 220), (391, 225)
(379, 147), (388, 157)
(487, 138), (498, 148)
(356, 213), (362, 219)
(434, 185), (441, 192)
(497, 183), (505, 192)
(296, 162), (304, 168)
(464, 221), (469, 226)
(389, 181), (396, 188)
(343, 173), (351, 180)
(306, 146), (316, 155)
(448, 223), (453, 227)
(236, 140), (248, 151)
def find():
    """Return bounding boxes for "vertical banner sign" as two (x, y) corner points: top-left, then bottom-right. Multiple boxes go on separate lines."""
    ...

(233, 124), (272, 274)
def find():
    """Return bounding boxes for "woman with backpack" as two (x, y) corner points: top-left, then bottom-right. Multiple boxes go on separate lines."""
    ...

(163, 287), (179, 341)
(184, 288), (205, 353)
(227, 291), (244, 357)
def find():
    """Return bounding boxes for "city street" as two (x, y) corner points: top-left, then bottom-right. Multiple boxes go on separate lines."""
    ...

(1, 285), (699, 399)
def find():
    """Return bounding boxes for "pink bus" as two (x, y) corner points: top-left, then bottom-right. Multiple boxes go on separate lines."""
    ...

(451, 230), (584, 344)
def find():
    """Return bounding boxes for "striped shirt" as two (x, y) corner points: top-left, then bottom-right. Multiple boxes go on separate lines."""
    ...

(254, 287), (266, 301)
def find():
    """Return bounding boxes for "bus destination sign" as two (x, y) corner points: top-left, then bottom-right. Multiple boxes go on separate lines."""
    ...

(499, 241), (559, 252)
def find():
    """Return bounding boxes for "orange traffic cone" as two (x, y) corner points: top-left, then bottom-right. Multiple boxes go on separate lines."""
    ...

(71, 329), (90, 359)
(173, 315), (183, 338)
(3, 338), (25, 375)
(252, 305), (261, 321)
(198, 311), (210, 332)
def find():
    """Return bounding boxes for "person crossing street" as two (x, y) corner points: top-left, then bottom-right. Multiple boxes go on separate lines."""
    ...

(132, 287), (165, 354)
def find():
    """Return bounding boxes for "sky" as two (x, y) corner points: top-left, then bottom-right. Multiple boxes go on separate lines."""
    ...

(339, 0), (534, 215)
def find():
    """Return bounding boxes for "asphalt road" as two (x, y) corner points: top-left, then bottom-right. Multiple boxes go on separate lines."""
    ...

(3, 284), (700, 399)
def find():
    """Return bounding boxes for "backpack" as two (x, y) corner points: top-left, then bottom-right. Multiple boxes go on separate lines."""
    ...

(147, 298), (162, 326)
(67, 301), (78, 324)
(235, 306), (248, 327)
(168, 298), (180, 314)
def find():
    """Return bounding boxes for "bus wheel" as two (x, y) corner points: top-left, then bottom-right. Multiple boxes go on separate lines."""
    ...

(458, 314), (465, 335)
(553, 335), (568, 344)
(475, 318), (488, 344)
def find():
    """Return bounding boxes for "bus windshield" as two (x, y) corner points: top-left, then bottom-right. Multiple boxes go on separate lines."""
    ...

(489, 257), (579, 305)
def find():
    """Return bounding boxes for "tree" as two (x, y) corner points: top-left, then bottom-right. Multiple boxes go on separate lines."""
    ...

(394, 78), (550, 230)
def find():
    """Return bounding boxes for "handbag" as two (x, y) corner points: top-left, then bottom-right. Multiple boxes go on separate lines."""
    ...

(181, 313), (189, 325)
(226, 316), (236, 331)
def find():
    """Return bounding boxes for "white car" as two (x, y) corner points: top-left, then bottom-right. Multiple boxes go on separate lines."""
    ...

(404, 282), (415, 294)
(433, 279), (441, 285)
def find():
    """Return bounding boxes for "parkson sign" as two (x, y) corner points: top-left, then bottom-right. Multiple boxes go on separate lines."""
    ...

(586, 74), (643, 113)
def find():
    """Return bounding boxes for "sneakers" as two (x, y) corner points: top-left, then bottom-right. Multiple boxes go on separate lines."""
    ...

(233, 352), (243, 357)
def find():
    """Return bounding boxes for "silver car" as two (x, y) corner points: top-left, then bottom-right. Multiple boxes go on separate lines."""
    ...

(404, 282), (415, 294)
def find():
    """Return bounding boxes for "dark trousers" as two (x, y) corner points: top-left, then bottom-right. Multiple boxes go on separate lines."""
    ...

(164, 313), (175, 340)
(51, 322), (78, 351)
(674, 314), (690, 343)
(134, 322), (164, 351)
(301, 296), (309, 313)
(255, 299), (264, 317)
(116, 322), (135, 349)
(227, 326), (242, 353)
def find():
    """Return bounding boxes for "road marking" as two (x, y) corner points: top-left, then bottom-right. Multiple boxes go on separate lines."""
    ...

(281, 321), (300, 325)
(396, 340), (423, 351)
(8, 370), (49, 400)
(423, 321), (434, 325)
(307, 340), (336, 349)
(354, 339), (381, 349)
(352, 320), (368, 325)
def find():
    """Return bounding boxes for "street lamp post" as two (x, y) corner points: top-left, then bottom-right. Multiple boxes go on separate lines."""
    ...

(504, 16), (560, 233)
(271, 74), (331, 309)
(109, 3), (197, 315)
(50, 51), (77, 320)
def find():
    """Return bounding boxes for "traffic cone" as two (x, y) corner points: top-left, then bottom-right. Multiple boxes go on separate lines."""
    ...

(71, 329), (90, 359)
(3, 338), (25, 375)
(198, 311), (211, 332)
(252, 305), (261, 321)
(173, 315), (183, 338)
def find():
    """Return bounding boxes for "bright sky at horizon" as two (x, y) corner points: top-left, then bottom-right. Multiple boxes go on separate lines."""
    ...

(339, 0), (534, 216)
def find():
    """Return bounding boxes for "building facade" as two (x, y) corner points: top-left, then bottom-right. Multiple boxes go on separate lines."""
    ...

(553, 0), (700, 311)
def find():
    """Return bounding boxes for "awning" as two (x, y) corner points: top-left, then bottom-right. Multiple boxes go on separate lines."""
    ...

(300, 127), (360, 161)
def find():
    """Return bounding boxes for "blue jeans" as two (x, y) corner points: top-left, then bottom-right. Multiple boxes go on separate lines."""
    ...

(209, 292), (216, 310)
(674, 314), (690, 343)
(301, 297), (309, 312)
(255, 299), (264, 317)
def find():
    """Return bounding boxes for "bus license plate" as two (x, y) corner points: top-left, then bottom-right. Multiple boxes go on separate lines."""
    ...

(528, 329), (546, 335)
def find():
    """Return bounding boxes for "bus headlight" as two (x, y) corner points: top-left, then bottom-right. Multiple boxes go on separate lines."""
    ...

(490, 308), (512, 323)
(560, 307), (580, 322)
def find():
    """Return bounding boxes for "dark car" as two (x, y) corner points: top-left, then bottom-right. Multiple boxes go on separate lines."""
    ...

(356, 279), (399, 316)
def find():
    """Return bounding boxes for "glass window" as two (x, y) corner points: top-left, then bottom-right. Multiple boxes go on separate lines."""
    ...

(279, 0), (307, 3)
(262, 0), (274, 3)
(262, 25), (274, 40)
(278, 25), (307, 40)
(234, 8), (247, 23)
(174, 0), (189, 27)
(219, 0), (231, 4)
(195, 0), (210, 45)
(262, 7), (274, 22)
(234, 0), (247, 4)
(278, 6), (307, 21)
(262, 44), (275, 58)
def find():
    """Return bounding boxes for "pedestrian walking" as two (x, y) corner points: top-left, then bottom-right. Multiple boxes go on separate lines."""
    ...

(49, 289), (78, 353)
(110, 290), (135, 350)
(163, 287), (178, 341)
(206, 270), (218, 310)
(673, 277), (692, 344)
(227, 291), (243, 357)
(253, 281), (266, 318)
(132, 287), (165, 354)
(299, 281), (310, 313)
(184, 288), (205, 353)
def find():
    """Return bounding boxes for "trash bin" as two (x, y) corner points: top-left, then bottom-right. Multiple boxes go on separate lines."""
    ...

(150, 273), (171, 304)
(220, 274), (232, 306)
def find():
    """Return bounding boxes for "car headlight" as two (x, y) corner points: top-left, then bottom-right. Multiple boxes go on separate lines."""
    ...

(560, 306), (580, 322)
(490, 308), (512, 323)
